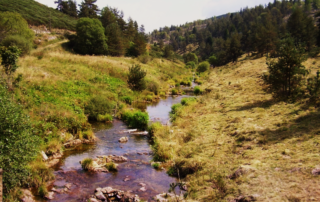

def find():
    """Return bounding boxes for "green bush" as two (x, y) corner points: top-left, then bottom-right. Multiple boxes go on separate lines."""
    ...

(152, 162), (160, 169)
(186, 61), (196, 69)
(172, 89), (178, 95)
(122, 110), (149, 130)
(147, 80), (159, 95)
(0, 85), (40, 194)
(97, 114), (113, 122)
(85, 96), (114, 121)
(197, 61), (210, 73)
(194, 86), (202, 95)
(127, 64), (147, 91)
(170, 103), (182, 121)
(81, 158), (93, 170)
(1, 35), (33, 55)
(121, 96), (133, 105)
(138, 54), (152, 64)
(183, 53), (198, 64)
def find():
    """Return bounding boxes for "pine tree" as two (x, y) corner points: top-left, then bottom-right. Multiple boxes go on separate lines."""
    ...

(264, 37), (308, 98)
(105, 23), (125, 56)
(78, 0), (99, 18)
(228, 32), (242, 62)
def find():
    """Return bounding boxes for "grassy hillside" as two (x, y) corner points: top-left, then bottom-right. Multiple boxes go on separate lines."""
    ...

(152, 55), (320, 201)
(0, 0), (77, 30)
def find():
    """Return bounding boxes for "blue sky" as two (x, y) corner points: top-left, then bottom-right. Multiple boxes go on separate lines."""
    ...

(37, 0), (273, 32)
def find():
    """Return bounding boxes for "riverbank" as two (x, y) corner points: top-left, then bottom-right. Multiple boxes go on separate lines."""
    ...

(3, 39), (193, 201)
(151, 55), (320, 201)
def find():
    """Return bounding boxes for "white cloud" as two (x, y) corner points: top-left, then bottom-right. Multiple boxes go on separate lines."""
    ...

(36, 0), (273, 32)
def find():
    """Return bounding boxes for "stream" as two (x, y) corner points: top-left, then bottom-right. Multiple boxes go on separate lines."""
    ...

(43, 94), (193, 202)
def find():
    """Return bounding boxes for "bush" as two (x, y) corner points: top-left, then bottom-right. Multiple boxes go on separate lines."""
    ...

(127, 64), (147, 91)
(97, 114), (113, 122)
(121, 96), (133, 105)
(0, 85), (40, 194)
(148, 122), (163, 136)
(171, 89), (178, 95)
(183, 53), (198, 64)
(186, 61), (196, 69)
(147, 80), (159, 95)
(105, 162), (118, 172)
(1, 35), (33, 55)
(38, 184), (48, 197)
(122, 110), (149, 130)
(197, 61), (210, 73)
(82, 130), (95, 140)
(152, 162), (160, 169)
(81, 158), (93, 170)
(194, 86), (202, 95)
(138, 54), (152, 64)
(85, 96), (114, 121)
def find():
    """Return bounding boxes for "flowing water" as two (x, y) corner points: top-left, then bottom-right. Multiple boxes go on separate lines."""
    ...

(43, 94), (193, 202)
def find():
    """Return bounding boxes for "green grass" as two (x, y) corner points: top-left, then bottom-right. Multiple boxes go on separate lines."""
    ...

(0, 0), (77, 30)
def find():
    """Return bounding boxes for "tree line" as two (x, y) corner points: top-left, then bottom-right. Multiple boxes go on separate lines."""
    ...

(57, 0), (147, 56)
(151, 0), (320, 66)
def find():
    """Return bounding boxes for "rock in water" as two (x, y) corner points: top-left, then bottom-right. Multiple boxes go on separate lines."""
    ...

(44, 192), (54, 200)
(95, 191), (106, 200)
(119, 137), (128, 143)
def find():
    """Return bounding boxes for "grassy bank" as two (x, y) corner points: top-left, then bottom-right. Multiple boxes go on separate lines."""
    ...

(151, 55), (320, 201)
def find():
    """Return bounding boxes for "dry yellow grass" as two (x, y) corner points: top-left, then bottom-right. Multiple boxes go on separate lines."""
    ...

(153, 55), (320, 201)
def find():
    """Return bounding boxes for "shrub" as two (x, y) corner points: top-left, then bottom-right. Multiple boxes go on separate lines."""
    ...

(121, 96), (133, 105)
(81, 158), (93, 170)
(38, 184), (48, 197)
(138, 54), (152, 64)
(0, 85), (40, 194)
(147, 80), (159, 95)
(152, 162), (160, 169)
(194, 86), (202, 95)
(183, 53), (198, 64)
(186, 61), (196, 69)
(105, 162), (118, 172)
(197, 61), (210, 73)
(1, 35), (33, 55)
(171, 89), (178, 95)
(122, 110), (149, 130)
(85, 96), (114, 121)
(97, 114), (113, 122)
(82, 130), (95, 140)
(127, 64), (147, 91)
(46, 138), (61, 155)
(145, 95), (153, 101)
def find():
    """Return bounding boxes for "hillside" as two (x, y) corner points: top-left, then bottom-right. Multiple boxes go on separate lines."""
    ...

(151, 55), (320, 201)
(0, 0), (77, 30)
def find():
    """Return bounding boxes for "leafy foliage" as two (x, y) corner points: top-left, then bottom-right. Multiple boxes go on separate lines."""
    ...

(0, 46), (21, 77)
(197, 61), (210, 73)
(73, 18), (108, 55)
(122, 110), (149, 130)
(0, 85), (40, 193)
(84, 96), (114, 121)
(264, 37), (308, 98)
(127, 64), (147, 91)
(1, 35), (33, 56)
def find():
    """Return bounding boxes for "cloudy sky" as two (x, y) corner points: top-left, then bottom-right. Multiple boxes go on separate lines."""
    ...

(37, 0), (273, 32)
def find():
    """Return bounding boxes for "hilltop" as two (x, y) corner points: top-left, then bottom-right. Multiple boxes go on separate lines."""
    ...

(0, 0), (77, 30)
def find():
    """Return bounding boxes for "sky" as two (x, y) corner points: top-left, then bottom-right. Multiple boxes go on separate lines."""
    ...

(36, 0), (273, 33)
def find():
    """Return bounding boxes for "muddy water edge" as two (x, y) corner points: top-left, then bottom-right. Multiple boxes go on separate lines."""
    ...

(38, 94), (193, 202)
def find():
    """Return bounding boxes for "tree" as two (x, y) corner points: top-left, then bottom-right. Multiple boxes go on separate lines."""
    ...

(313, 0), (320, 9)
(127, 64), (147, 91)
(197, 61), (210, 73)
(78, 0), (99, 18)
(228, 32), (242, 62)
(163, 45), (173, 59)
(0, 85), (40, 193)
(0, 12), (34, 43)
(0, 46), (21, 88)
(264, 37), (308, 98)
(58, 0), (78, 18)
(105, 23), (125, 56)
(73, 18), (108, 55)
(183, 53), (198, 64)
(208, 55), (218, 66)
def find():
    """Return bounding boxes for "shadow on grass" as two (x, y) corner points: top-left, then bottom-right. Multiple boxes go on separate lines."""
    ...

(61, 41), (76, 54)
(231, 98), (279, 112)
(257, 110), (320, 144)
